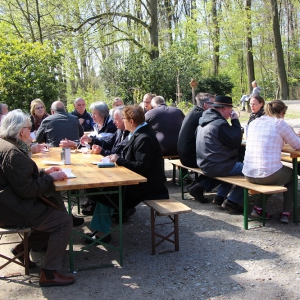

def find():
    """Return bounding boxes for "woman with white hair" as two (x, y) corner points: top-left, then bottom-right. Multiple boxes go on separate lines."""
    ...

(0, 110), (75, 287)
(80, 101), (117, 145)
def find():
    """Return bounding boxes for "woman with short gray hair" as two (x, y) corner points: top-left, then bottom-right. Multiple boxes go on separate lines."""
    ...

(80, 101), (117, 145)
(0, 109), (75, 287)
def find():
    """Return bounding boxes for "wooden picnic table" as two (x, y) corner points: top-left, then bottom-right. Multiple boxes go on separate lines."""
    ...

(32, 147), (147, 272)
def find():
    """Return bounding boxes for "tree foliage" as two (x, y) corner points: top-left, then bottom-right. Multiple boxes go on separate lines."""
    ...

(0, 34), (64, 110)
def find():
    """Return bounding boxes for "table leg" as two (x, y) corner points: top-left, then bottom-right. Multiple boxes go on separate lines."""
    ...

(67, 190), (75, 273)
(118, 186), (123, 266)
(292, 158), (298, 223)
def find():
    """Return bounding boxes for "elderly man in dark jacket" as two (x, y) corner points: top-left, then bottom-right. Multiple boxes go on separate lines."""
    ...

(36, 101), (84, 147)
(70, 97), (94, 131)
(195, 95), (244, 213)
(145, 96), (184, 155)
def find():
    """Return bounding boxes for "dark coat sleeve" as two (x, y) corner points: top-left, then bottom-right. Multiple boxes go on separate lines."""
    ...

(2, 149), (55, 198)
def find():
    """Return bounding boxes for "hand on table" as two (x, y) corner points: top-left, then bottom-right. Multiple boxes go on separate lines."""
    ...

(59, 139), (76, 148)
(109, 154), (119, 162)
(31, 143), (49, 154)
(44, 166), (62, 174)
(91, 145), (102, 154)
(49, 171), (67, 181)
(80, 135), (92, 145)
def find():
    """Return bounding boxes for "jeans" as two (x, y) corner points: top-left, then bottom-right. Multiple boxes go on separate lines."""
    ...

(201, 162), (244, 205)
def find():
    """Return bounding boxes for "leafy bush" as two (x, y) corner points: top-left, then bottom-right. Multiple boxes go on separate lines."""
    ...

(0, 36), (64, 111)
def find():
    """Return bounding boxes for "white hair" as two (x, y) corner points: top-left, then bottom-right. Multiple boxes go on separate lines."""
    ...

(0, 109), (31, 139)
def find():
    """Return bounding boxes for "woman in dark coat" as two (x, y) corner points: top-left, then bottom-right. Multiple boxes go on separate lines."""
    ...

(86, 105), (169, 242)
(0, 109), (74, 287)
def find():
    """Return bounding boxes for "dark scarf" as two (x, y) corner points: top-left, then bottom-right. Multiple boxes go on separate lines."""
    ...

(247, 108), (265, 125)
(32, 113), (49, 131)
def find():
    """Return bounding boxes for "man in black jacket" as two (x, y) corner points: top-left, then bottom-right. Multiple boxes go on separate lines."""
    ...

(195, 95), (244, 213)
(70, 97), (94, 131)
(177, 93), (215, 203)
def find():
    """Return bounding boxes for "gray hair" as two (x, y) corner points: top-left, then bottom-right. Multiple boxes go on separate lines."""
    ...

(113, 105), (125, 118)
(0, 103), (8, 115)
(195, 93), (214, 107)
(90, 101), (109, 119)
(151, 96), (165, 106)
(0, 109), (31, 139)
(51, 101), (66, 112)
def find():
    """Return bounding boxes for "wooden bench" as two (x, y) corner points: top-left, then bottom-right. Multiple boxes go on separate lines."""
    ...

(170, 159), (287, 230)
(144, 198), (192, 254)
(0, 227), (31, 276)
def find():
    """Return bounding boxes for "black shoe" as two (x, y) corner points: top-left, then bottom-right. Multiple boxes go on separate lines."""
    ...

(81, 203), (96, 216)
(84, 233), (112, 244)
(112, 207), (136, 223)
(72, 215), (84, 227)
(221, 199), (243, 214)
(186, 179), (197, 192)
(188, 183), (209, 203)
(80, 198), (95, 209)
(212, 195), (225, 206)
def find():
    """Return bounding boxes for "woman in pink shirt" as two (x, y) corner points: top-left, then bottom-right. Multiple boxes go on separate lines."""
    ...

(243, 100), (300, 224)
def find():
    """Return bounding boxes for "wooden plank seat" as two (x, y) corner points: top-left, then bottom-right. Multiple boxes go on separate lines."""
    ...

(0, 227), (31, 276)
(281, 153), (300, 163)
(170, 159), (287, 230)
(143, 198), (192, 254)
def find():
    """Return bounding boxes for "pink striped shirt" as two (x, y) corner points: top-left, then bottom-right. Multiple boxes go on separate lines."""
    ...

(242, 116), (300, 178)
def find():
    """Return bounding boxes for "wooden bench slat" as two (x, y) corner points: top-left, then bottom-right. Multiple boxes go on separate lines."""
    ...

(144, 199), (192, 216)
(170, 159), (287, 194)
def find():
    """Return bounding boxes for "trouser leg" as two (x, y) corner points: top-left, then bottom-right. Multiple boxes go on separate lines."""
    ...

(32, 210), (72, 270)
(90, 202), (114, 234)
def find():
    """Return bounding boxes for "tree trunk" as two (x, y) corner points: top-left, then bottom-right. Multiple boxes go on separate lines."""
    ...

(149, 0), (159, 59)
(271, 0), (289, 99)
(244, 0), (255, 96)
(211, 0), (219, 76)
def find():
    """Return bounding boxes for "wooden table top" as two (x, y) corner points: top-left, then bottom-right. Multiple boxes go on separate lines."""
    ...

(32, 148), (147, 191)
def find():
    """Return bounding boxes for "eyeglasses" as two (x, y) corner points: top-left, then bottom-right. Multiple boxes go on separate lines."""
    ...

(35, 106), (44, 110)
(23, 126), (31, 130)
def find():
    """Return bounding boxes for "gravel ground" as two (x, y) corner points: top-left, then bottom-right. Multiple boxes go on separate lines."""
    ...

(1, 101), (300, 300)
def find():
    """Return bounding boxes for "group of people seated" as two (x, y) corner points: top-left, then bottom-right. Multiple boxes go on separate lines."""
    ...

(179, 93), (300, 225)
(0, 89), (299, 288)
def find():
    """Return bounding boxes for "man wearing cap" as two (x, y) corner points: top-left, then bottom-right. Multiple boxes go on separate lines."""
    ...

(194, 95), (244, 213)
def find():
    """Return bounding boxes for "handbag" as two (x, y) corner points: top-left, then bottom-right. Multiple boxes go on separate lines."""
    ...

(38, 194), (63, 211)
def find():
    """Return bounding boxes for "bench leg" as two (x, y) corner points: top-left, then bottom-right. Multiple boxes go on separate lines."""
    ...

(174, 215), (179, 252)
(244, 189), (249, 230)
(262, 194), (266, 227)
(23, 231), (29, 275)
(150, 208), (156, 255)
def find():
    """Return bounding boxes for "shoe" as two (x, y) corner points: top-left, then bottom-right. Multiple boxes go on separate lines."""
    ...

(72, 215), (84, 227)
(221, 199), (243, 214)
(80, 198), (95, 208)
(188, 183), (209, 203)
(84, 233), (112, 244)
(81, 203), (96, 216)
(112, 207), (136, 224)
(241, 108), (246, 111)
(183, 174), (193, 184)
(279, 212), (291, 224)
(32, 244), (48, 252)
(251, 206), (272, 220)
(212, 195), (225, 206)
(39, 269), (75, 287)
(186, 180), (197, 192)
(11, 243), (37, 269)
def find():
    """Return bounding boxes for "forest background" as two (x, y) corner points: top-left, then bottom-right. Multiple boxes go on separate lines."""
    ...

(0, 0), (299, 112)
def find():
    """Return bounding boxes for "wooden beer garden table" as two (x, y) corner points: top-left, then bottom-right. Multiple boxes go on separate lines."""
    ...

(32, 147), (147, 272)
(281, 144), (300, 223)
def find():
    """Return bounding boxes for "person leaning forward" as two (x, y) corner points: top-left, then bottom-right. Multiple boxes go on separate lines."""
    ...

(194, 95), (244, 213)
(0, 109), (74, 287)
